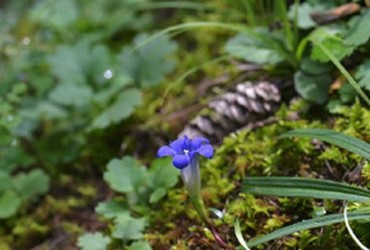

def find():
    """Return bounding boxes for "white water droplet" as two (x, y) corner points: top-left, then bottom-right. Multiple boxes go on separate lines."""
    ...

(103, 69), (113, 79)
(22, 37), (31, 45)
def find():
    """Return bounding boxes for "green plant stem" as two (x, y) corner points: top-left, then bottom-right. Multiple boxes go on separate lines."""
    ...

(276, 0), (293, 51)
(190, 195), (229, 248)
(190, 195), (212, 226)
(242, 0), (256, 25)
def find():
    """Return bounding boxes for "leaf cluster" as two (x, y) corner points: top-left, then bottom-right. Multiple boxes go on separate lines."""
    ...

(78, 157), (179, 249)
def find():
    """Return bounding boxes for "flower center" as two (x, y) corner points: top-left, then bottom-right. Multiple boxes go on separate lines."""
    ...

(183, 149), (189, 155)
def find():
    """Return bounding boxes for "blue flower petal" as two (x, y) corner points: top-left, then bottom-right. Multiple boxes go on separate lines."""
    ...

(170, 137), (186, 154)
(195, 144), (214, 158)
(172, 155), (190, 169)
(157, 146), (176, 158)
(191, 137), (209, 150)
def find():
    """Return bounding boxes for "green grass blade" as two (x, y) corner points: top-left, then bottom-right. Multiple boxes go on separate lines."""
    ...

(310, 38), (370, 106)
(133, 21), (250, 50)
(247, 209), (370, 247)
(243, 177), (370, 203)
(175, 55), (230, 85)
(234, 218), (251, 250)
(135, 1), (210, 11)
(280, 128), (370, 160)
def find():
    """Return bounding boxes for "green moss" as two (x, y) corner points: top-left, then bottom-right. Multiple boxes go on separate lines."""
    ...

(147, 100), (370, 249)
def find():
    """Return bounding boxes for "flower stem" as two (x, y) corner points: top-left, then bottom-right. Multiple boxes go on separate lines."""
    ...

(190, 195), (212, 226)
(190, 195), (230, 248)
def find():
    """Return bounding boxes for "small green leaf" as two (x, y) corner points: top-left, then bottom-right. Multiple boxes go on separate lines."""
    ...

(345, 9), (370, 47)
(149, 158), (179, 203)
(12, 169), (50, 200)
(47, 43), (87, 86)
(128, 241), (153, 250)
(288, 3), (321, 29)
(225, 31), (284, 65)
(31, 101), (67, 119)
(339, 83), (358, 103)
(311, 35), (354, 63)
(355, 60), (370, 91)
(95, 200), (128, 219)
(120, 33), (177, 88)
(280, 128), (370, 160)
(247, 209), (370, 247)
(149, 188), (166, 204)
(30, 0), (78, 29)
(294, 58), (332, 104)
(0, 191), (22, 219)
(113, 214), (146, 241)
(48, 83), (93, 107)
(243, 177), (370, 203)
(103, 156), (148, 194)
(93, 77), (132, 105)
(77, 232), (111, 250)
(90, 88), (141, 129)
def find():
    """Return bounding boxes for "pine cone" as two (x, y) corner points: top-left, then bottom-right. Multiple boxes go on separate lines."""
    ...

(179, 81), (281, 143)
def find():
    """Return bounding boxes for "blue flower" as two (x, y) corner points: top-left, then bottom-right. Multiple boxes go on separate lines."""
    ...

(157, 136), (214, 223)
(157, 136), (214, 169)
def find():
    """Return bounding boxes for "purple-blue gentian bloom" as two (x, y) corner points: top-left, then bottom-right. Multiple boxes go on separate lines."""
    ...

(157, 136), (214, 199)
(157, 136), (214, 169)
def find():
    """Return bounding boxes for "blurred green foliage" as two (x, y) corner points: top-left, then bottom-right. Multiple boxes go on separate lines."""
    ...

(1, 0), (370, 249)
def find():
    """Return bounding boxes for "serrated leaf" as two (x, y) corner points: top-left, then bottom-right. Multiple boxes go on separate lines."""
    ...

(47, 43), (87, 86)
(0, 191), (22, 219)
(103, 156), (148, 194)
(95, 200), (128, 219)
(87, 45), (112, 84)
(113, 214), (146, 241)
(149, 158), (179, 203)
(77, 232), (111, 250)
(93, 76), (132, 105)
(355, 60), (370, 91)
(120, 33), (177, 88)
(48, 83), (93, 107)
(33, 101), (67, 119)
(30, 0), (78, 30)
(311, 35), (354, 63)
(345, 9), (370, 46)
(12, 169), (50, 200)
(225, 31), (284, 65)
(339, 83), (357, 103)
(149, 188), (166, 204)
(128, 241), (152, 250)
(90, 88), (141, 129)
(149, 158), (179, 189)
(280, 128), (370, 159)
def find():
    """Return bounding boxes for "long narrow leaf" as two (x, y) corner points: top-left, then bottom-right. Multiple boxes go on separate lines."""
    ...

(280, 128), (370, 160)
(310, 38), (370, 106)
(247, 209), (370, 247)
(235, 218), (251, 250)
(243, 177), (370, 203)
(133, 22), (250, 50)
